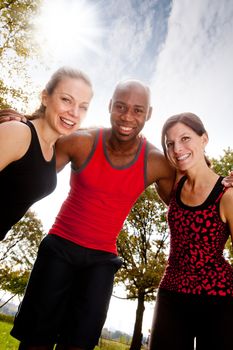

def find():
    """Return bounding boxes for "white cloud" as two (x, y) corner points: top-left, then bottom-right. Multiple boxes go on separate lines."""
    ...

(146, 0), (233, 157)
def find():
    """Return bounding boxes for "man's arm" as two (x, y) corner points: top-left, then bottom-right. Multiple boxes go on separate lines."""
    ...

(0, 109), (27, 123)
(0, 108), (71, 172)
(55, 128), (98, 172)
(222, 171), (233, 187)
(0, 110), (97, 173)
(55, 137), (73, 172)
(147, 145), (176, 205)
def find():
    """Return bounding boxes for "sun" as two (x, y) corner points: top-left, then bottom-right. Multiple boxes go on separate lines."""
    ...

(34, 0), (103, 61)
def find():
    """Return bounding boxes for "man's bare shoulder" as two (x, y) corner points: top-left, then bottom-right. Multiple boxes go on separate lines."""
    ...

(57, 127), (99, 147)
(147, 142), (167, 164)
(75, 127), (100, 136)
(146, 141), (175, 184)
(55, 127), (102, 169)
(145, 141), (176, 204)
(147, 142), (159, 152)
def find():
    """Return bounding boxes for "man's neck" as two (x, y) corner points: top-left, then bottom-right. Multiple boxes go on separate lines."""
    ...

(104, 129), (142, 166)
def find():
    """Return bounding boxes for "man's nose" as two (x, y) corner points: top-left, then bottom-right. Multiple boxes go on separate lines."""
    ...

(120, 108), (134, 121)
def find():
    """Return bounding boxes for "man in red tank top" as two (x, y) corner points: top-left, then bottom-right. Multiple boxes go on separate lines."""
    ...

(4, 81), (233, 350)
(9, 80), (176, 350)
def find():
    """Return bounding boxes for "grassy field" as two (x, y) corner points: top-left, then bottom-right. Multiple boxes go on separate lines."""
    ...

(96, 339), (130, 350)
(0, 321), (19, 350)
(0, 319), (130, 350)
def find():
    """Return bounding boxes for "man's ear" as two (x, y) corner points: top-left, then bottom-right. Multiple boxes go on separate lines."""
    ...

(41, 89), (48, 107)
(108, 99), (113, 113)
(146, 106), (152, 121)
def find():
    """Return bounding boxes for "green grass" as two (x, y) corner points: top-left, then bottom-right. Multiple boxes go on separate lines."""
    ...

(0, 321), (19, 350)
(97, 338), (130, 350)
(0, 319), (130, 350)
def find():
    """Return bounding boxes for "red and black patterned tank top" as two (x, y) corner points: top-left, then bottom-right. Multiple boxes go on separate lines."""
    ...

(159, 176), (233, 297)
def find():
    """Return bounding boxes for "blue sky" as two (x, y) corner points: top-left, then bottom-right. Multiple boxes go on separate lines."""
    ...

(29, 0), (233, 159)
(27, 0), (233, 335)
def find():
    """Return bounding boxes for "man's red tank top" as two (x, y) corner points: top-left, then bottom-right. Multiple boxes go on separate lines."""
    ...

(49, 129), (147, 254)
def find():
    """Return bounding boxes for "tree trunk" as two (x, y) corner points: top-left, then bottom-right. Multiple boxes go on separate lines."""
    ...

(129, 293), (145, 350)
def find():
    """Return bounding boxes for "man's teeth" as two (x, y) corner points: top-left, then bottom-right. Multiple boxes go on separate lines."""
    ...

(61, 117), (75, 126)
(177, 154), (190, 161)
(120, 126), (132, 131)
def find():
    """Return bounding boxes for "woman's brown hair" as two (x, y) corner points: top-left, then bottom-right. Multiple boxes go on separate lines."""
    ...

(161, 112), (211, 167)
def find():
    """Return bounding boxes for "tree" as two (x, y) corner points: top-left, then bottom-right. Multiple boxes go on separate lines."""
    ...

(0, 0), (42, 109)
(211, 147), (233, 265)
(115, 148), (233, 350)
(224, 238), (233, 266)
(211, 147), (233, 176)
(115, 186), (169, 350)
(0, 210), (45, 305)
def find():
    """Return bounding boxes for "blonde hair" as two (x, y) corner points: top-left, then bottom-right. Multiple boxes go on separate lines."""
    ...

(28, 67), (93, 120)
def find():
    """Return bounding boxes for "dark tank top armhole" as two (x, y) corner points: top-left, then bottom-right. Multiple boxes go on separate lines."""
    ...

(71, 129), (101, 172)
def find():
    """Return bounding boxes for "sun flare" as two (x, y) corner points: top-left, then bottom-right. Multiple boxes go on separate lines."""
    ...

(34, 0), (103, 61)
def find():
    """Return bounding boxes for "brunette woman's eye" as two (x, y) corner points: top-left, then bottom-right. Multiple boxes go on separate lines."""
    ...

(182, 136), (190, 142)
(166, 142), (173, 148)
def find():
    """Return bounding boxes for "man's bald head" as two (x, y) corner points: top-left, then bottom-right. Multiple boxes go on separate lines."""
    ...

(112, 79), (151, 106)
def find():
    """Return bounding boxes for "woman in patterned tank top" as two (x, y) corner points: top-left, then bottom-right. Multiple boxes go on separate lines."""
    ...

(149, 112), (233, 350)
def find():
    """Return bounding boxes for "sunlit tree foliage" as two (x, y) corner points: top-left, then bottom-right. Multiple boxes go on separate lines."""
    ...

(0, 210), (45, 300)
(116, 186), (168, 350)
(0, 0), (42, 109)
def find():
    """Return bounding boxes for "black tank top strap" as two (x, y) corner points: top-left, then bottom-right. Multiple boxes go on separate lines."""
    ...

(176, 175), (187, 190)
(25, 120), (37, 144)
(214, 176), (227, 203)
(25, 120), (56, 164)
(175, 175), (225, 209)
(25, 120), (43, 160)
(26, 119), (41, 139)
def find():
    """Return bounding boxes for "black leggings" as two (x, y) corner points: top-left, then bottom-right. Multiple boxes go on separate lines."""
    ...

(11, 235), (122, 349)
(149, 289), (233, 350)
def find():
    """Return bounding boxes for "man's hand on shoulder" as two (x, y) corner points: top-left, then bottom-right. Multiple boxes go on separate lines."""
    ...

(222, 171), (233, 188)
(0, 109), (27, 123)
